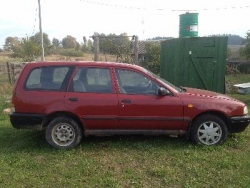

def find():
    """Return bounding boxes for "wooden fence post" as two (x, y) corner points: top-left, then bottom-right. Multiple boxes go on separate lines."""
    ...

(133, 36), (139, 65)
(94, 36), (99, 61)
(6, 62), (12, 84)
(11, 63), (15, 84)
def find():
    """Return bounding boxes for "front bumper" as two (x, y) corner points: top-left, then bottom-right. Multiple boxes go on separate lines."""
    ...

(228, 115), (250, 133)
(10, 112), (45, 130)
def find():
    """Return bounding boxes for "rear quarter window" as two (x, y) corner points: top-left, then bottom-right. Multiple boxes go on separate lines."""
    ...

(25, 66), (73, 91)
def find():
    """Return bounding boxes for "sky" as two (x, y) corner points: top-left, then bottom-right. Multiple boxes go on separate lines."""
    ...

(0, 0), (250, 48)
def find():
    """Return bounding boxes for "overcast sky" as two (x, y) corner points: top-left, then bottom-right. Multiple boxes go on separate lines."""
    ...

(0, 0), (250, 48)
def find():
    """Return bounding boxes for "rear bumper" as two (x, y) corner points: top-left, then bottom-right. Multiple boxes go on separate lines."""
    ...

(10, 112), (45, 130)
(227, 115), (250, 133)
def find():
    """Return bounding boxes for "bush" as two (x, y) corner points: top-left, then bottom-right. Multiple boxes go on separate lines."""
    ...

(10, 38), (40, 62)
(141, 42), (160, 74)
(59, 49), (83, 57)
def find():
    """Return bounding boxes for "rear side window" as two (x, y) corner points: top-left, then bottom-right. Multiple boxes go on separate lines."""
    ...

(25, 66), (72, 91)
(69, 67), (112, 93)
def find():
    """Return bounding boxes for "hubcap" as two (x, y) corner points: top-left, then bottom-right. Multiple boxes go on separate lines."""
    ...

(197, 121), (222, 145)
(52, 123), (75, 146)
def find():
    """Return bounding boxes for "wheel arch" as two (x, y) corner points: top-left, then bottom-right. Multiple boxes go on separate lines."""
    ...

(42, 111), (84, 131)
(187, 110), (229, 140)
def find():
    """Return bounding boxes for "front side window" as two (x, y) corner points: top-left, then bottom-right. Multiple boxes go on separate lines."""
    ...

(25, 66), (71, 91)
(115, 69), (158, 95)
(70, 67), (112, 93)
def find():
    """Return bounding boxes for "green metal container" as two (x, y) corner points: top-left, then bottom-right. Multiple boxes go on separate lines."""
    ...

(179, 13), (198, 38)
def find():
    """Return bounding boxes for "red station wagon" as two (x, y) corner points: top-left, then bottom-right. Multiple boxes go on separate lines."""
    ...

(10, 61), (250, 149)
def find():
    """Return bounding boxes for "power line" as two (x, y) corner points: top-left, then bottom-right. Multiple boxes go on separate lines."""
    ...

(80, 0), (250, 12)
(31, 8), (38, 35)
(80, 0), (147, 10)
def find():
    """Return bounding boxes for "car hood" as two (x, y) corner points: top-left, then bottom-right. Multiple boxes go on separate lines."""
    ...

(182, 87), (239, 102)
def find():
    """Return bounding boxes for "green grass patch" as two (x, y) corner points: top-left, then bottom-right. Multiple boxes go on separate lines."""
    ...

(226, 74), (250, 85)
(1, 121), (250, 187)
(226, 74), (250, 106)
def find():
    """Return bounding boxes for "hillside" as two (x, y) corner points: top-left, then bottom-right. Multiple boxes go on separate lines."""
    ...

(227, 35), (245, 45)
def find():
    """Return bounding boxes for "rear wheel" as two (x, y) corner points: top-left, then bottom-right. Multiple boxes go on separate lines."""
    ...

(46, 116), (82, 149)
(190, 114), (228, 146)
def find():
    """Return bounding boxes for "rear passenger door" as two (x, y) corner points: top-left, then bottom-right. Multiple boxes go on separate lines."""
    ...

(65, 66), (119, 130)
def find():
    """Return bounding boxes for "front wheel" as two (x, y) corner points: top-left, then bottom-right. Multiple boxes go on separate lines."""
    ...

(46, 116), (82, 149)
(190, 114), (228, 146)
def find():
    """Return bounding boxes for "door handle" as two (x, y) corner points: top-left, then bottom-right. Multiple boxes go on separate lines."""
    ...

(121, 99), (131, 103)
(68, 97), (78, 101)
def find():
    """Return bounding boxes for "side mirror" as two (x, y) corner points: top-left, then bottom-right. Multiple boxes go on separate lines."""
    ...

(157, 87), (171, 96)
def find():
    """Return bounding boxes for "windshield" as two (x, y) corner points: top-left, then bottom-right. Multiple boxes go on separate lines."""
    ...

(141, 67), (183, 92)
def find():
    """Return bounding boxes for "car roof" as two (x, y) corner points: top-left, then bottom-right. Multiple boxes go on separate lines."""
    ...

(27, 61), (143, 70)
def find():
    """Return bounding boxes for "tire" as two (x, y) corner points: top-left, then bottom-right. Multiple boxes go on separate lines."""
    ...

(45, 116), (82, 149)
(190, 114), (228, 146)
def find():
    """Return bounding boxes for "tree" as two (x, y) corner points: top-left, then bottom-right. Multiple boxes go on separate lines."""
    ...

(11, 37), (40, 62)
(52, 38), (60, 49)
(96, 32), (132, 62)
(141, 42), (161, 74)
(3, 37), (20, 51)
(75, 42), (81, 51)
(82, 38), (93, 52)
(83, 36), (87, 44)
(29, 32), (51, 55)
(240, 31), (250, 60)
(62, 35), (78, 49)
(87, 39), (93, 52)
(30, 32), (51, 47)
(112, 33), (132, 62)
(82, 36), (88, 52)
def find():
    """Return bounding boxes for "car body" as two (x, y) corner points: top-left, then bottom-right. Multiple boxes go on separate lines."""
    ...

(10, 61), (250, 149)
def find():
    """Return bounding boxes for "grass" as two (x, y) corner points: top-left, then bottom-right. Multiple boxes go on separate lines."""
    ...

(1, 120), (250, 187)
(226, 74), (250, 85)
(226, 73), (250, 107)
(1, 121), (250, 187)
(0, 69), (250, 187)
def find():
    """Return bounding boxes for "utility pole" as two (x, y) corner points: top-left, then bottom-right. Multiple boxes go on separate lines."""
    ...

(38, 0), (45, 61)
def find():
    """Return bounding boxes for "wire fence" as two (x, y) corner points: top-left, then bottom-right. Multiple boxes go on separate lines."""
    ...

(92, 35), (162, 74)
(92, 35), (139, 64)
(0, 62), (26, 84)
(0, 63), (10, 84)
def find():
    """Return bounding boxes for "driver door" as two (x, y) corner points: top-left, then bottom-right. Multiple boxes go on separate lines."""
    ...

(115, 68), (184, 130)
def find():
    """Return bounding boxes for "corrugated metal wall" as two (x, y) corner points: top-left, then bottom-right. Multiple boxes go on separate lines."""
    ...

(160, 37), (228, 93)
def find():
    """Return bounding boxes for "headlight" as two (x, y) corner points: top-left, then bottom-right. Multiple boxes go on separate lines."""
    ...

(244, 106), (248, 115)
